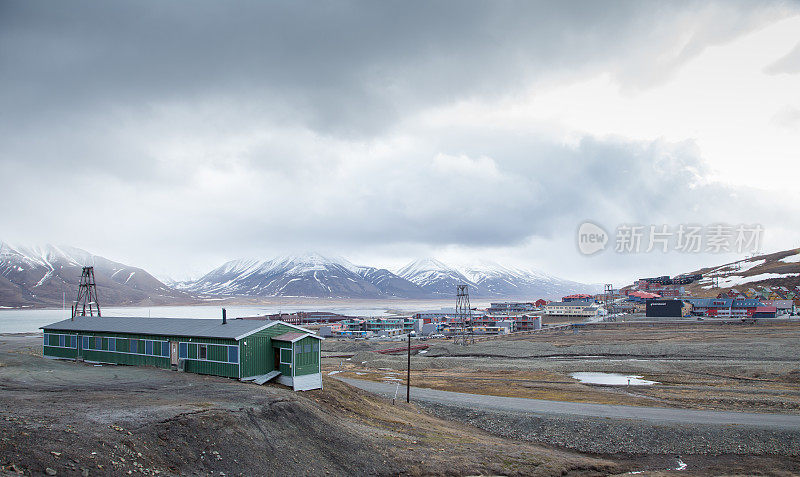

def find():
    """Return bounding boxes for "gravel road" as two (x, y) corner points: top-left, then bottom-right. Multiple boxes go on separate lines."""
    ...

(338, 377), (800, 455)
(338, 377), (800, 429)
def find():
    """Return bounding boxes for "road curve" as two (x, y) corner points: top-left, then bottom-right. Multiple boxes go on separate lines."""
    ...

(337, 377), (800, 430)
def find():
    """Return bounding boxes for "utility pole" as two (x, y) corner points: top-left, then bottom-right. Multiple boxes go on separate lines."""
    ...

(406, 331), (414, 403)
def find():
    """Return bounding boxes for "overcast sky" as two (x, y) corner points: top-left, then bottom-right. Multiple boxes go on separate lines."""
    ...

(1, 1), (799, 285)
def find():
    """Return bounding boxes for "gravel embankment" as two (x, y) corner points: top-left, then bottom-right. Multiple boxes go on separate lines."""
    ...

(419, 401), (800, 456)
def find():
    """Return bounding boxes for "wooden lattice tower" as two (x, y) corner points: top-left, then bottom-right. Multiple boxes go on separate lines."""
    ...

(72, 266), (101, 319)
(453, 284), (473, 345)
(604, 283), (614, 316)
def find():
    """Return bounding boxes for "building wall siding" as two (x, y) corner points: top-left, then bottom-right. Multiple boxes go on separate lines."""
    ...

(293, 336), (320, 376)
(42, 330), (240, 378)
(42, 322), (320, 384)
(239, 322), (298, 378)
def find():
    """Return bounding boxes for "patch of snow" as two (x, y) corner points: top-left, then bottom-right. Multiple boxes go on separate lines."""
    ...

(702, 272), (800, 288)
(781, 254), (800, 264)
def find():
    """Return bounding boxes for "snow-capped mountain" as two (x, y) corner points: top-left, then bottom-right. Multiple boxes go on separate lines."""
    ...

(181, 253), (430, 299)
(396, 258), (479, 296)
(352, 265), (430, 298)
(0, 242), (189, 308)
(458, 260), (602, 299)
(395, 258), (600, 299)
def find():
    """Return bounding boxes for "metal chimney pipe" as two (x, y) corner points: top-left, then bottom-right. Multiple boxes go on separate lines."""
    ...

(222, 308), (227, 325)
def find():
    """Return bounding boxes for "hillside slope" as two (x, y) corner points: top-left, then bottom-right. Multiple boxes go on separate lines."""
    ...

(685, 248), (800, 297)
(0, 243), (190, 308)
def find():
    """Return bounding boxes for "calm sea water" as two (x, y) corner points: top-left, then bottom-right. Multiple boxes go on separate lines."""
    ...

(0, 301), (465, 334)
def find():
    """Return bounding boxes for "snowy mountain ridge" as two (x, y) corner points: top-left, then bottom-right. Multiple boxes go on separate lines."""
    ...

(0, 242), (189, 308)
(182, 253), (600, 299)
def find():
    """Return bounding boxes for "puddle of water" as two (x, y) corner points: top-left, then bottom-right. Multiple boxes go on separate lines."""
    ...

(571, 372), (658, 386)
(328, 370), (341, 376)
(382, 376), (402, 381)
(626, 457), (686, 475)
(419, 350), (428, 354)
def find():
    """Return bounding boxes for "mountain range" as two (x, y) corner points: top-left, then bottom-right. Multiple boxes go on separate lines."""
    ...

(0, 244), (601, 307)
(0, 243), (190, 308)
(178, 253), (601, 300)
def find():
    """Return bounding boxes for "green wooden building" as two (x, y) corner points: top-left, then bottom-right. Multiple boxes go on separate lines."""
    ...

(41, 315), (323, 391)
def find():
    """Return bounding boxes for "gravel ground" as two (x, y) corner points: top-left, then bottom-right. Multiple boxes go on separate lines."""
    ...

(418, 401), (800, 456)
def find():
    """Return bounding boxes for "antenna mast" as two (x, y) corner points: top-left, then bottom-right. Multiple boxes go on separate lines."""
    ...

(453, 284), (473, 345)
(72, 266), (101, 319)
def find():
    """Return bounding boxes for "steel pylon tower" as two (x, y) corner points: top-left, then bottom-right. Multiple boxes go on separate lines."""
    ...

(72, 267), (101, 319)
(454, 284), (473, 345)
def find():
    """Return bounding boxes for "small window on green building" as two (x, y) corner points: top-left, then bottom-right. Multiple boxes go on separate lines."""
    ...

(280, 348), (292, 364)
(199, 344), (207, 360)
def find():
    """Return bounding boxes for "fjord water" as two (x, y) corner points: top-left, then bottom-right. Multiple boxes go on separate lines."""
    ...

(0, 303), (442, 334)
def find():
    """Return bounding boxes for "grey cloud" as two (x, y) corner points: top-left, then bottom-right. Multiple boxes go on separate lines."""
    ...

(2, 1), (798, 281)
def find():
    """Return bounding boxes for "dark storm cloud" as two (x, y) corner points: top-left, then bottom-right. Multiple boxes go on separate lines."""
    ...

(1, 0), (788, 138)
(1, 0), (797, 279)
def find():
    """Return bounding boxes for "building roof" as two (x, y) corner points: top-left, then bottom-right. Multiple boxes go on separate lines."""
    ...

(41, 316), (312, 341)
(628, 291), (662, 299)
(546, 301), (593, 306)
(272, 332), (323, 343)
(755, 306), (777, 313)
